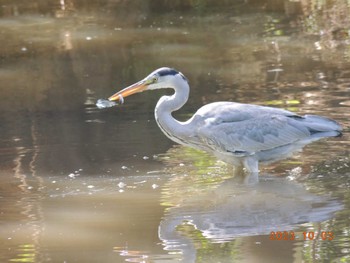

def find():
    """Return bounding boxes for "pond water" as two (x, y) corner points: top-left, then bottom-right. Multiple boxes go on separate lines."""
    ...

(0, 1), (350, 262)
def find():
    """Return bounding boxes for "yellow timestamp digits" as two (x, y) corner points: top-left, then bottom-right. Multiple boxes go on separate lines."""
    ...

(303, 231), (334, 241)
(269, 231), (295, 240)
(269, 231), (334, 241)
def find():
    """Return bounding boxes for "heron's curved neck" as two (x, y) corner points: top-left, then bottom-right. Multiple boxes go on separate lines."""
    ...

(154, 81), (190, 143)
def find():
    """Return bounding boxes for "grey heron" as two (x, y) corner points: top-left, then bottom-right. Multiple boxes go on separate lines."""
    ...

(108, 67), (342, 177)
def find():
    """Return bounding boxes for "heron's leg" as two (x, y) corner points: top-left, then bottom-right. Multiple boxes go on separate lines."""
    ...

(242, 157), (259, 184)
(243, 172), (259, 184)
(243, 157), (259, 174)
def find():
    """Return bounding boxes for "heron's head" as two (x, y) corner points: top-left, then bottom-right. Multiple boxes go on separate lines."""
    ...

(108, 67), (188, 102)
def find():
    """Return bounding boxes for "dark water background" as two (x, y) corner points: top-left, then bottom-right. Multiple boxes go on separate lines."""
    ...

(0, 1), (350, 262)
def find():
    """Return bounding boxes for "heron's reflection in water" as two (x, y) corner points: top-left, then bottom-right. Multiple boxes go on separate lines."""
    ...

(159, 175), (341, 262)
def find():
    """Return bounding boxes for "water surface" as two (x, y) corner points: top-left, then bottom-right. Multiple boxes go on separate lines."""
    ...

(0, 1), (350, 262)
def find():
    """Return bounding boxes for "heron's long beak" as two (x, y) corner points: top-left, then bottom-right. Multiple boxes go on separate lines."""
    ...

(108, 80), (147, 102)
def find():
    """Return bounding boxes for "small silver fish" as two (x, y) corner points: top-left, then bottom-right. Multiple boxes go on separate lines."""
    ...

(96, 99), (117, 109)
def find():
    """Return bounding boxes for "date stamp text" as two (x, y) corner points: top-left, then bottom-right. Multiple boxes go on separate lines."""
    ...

(269, 231), (334, 241)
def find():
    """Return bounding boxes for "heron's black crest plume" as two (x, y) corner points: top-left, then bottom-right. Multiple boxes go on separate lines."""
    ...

(156, 67), (188, 82)
(157, 68), (179, 76)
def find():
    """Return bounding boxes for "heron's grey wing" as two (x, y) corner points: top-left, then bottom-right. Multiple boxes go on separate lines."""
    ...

(195, 103), (311, 155)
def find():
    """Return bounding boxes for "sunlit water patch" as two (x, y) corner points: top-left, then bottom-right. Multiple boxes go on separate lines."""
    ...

(0, 171), (169, 263)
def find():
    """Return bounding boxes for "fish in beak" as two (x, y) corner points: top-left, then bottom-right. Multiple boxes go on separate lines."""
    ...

(108, 80), (148, 104)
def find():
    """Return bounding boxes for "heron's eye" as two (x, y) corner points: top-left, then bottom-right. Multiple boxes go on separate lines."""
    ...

(152, 76), (158, 83)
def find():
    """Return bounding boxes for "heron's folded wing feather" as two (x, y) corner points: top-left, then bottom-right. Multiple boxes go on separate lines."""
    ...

(197, 114), (311, 154)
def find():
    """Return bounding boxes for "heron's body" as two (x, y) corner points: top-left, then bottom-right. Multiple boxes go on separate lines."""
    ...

(108, 67), (342, 176)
